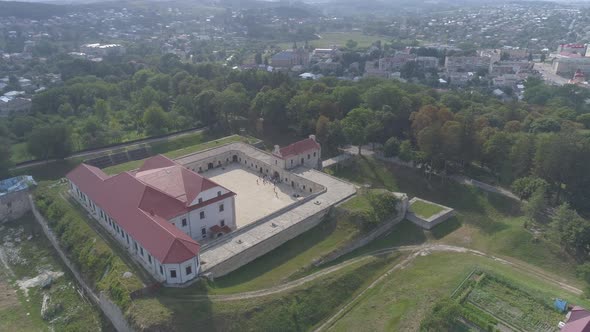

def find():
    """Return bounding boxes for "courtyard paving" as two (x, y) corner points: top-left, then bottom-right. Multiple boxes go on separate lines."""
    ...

(205, 164), (305, 228)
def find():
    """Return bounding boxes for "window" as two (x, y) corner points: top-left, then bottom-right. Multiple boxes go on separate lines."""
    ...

(217, 191), (221, 197)
(220, 220), (225, 227)
(308, 154), (310, 159)
(140, 248), (144, 256)
(148, 255), (152, 263)
(291, 160), (294, 165)
(182, 218), (187, 227)
(200, 211), (205, 219)
(186, 266), (192, 275)
(134, 242), (138, 251)
(201, 227), (207, 239)
(313, 152), (317, 157)
(198, 198), (203, 204)
(219, 204), (224, 212)
(160, 266), (164, 275)
(170, 270), (177, 278)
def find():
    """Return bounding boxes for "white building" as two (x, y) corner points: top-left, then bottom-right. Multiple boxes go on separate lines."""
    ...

(66, 155), (236, 285)
(80, 43), (126, 57)
(271, 135), (321, 170)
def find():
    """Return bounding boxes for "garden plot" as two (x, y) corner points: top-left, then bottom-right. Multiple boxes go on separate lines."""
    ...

(456, 271), (562, 332)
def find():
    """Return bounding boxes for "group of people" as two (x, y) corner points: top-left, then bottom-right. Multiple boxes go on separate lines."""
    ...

(256, 175), (281, 198)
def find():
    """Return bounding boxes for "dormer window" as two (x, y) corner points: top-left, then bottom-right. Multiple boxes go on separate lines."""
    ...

(198, 198), (203, 204)
(217, 191), (221, 197)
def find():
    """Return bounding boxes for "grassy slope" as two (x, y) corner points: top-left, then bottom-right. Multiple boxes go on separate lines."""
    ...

(329, 252), (590, 331)
(326, 156), (580, 283)
(410, 200), (444, 218)
(157, 253), (403, 332)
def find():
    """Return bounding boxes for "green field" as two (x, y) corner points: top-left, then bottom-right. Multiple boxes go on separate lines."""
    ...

(328, 252), (586, 331)
(325, 156), (580, 282)
(410, 200), (445, 218)
(459, 272), (563, 331)
(276, 31), (387, 49)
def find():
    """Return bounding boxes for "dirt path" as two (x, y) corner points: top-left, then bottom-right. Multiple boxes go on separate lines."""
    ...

(161, 244), (582, 305)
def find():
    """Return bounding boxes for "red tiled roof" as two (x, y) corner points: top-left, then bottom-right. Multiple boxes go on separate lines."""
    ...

(65, 155), (232, 264)
(563, 306), (590, 332)
(276, 138), (320, 159)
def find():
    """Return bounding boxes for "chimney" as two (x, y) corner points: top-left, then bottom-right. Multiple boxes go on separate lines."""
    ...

(273, 145), (281, 155)
(309, 134), (316, 142)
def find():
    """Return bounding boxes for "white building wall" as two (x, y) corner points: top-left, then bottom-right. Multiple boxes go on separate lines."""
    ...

(169, 195), (236, 241)
(68, 180), (199, 285)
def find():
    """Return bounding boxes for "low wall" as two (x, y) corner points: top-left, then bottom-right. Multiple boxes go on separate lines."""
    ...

(204, 207), (331, 278)
(406, 197), (455, 230)
(315, 193), (409, 265)
(29, 196), (134, 332)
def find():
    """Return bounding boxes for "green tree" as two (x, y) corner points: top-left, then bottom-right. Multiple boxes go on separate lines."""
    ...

(383, 137), (400, 157)
(27, 124), (73, 160)
(552, 203), (590, 259)
(524, 187), (547, 223)
(341, 108), (375, 154)
(0, 137), (12, 178)
(511, 176), (548, 200)
(345, 40), (358, 49)
(143, 104), (170, 135)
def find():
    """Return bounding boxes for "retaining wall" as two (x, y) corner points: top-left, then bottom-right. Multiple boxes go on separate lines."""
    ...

(204, 207), (331, 277)
(315, 193), (409, 265)
(29, 195), (133, 332)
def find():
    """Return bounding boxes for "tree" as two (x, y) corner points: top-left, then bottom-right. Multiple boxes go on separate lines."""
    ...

(332, 86), (361, 114)
(577, 113), (590, 129)
(383, 137), (400, 157)
(399, 140), (414, 162)
(255, 52), (263, 65)
(552, 203), (590, 259)
(511, 176), (548, 200)
(524, 187), (547, 223)
(143, 104), (170, 135)
(345, 39), (358, 49)
(368, 191), (399, 221)
(27, 124), (73, 160)
(0, 137), (12, 178)
(341, 108), (375, 154)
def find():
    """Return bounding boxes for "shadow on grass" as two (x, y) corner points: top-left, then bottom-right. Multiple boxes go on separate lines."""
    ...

(151, 292), (215, 332)
(429, 216), (462, 240)
(207, 217), (341, 290)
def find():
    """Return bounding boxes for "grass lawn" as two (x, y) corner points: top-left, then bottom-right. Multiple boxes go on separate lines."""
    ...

(326, 156), (581, 284)
(410, 199), (444, 218)
(276, 31), (387, 49)
(328, 252), (589, 332)
(103, 135), (249, 175)
(156, 253), (403, 332)
(161, 215), (363, 296)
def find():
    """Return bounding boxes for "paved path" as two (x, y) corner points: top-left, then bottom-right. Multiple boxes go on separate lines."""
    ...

(160, 244), (582, 304)
(12, 127), (205, 170)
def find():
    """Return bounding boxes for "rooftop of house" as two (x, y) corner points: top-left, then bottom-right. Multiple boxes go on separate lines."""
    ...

(65, 155), (235, 264)
(563, 306), (590, 332)
(0, 175), (36, 197)
(274, 136), (321, 159)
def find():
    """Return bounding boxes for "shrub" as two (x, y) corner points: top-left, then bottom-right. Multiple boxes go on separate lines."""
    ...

(367, 191), (399, 221)
(511, 176), (548, 200)
(383, 137), (400, 157)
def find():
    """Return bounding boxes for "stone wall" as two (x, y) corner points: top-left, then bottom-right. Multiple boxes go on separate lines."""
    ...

(315, 193), (408, 265)
(29, 195), (134, 332)
(0, 190), (32, 223)
(406, 197), (455, 230)
(204, 207), (331, 277)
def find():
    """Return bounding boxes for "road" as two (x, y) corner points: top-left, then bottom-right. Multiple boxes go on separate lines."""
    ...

(12, 127), (206, 171)
(534, 62), (569, 86)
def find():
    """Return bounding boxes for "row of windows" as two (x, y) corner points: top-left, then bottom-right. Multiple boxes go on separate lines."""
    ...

(159, 264), (193, 279)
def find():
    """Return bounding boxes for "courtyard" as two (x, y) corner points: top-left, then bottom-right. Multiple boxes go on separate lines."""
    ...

(204, 163), (307, 228)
